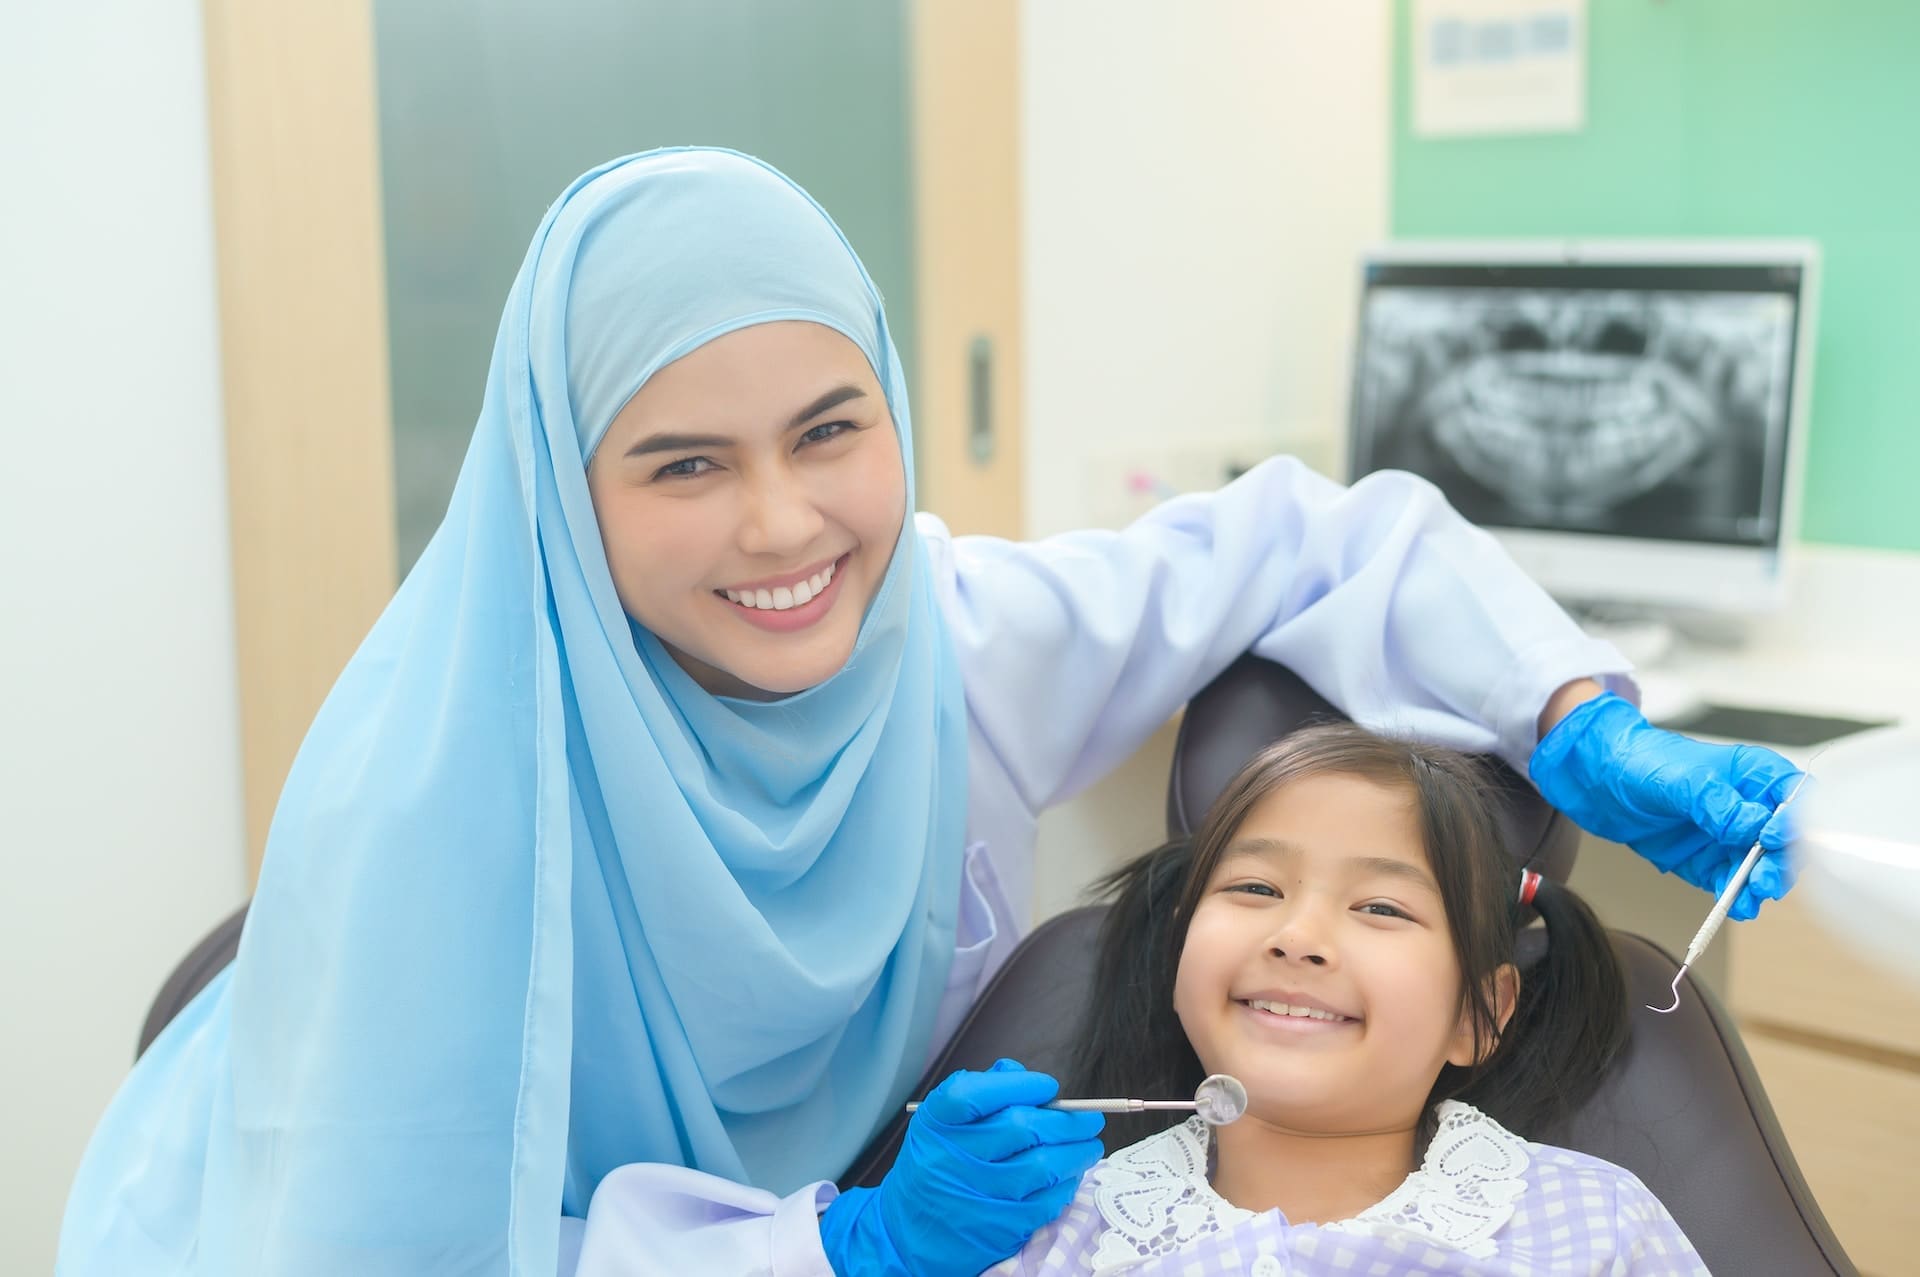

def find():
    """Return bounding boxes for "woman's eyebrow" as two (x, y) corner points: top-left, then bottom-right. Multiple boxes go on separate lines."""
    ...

(788, 384), (866, 427)
(625, 431), (734, 459)
(623, 385), (867, 459)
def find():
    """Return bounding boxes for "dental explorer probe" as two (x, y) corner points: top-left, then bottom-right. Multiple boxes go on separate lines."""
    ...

(1647, 761), (1819, 1015)
(906, 1072), (1249, 1126)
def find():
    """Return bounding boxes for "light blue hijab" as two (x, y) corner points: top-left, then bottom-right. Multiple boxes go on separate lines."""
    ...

(58, 148), (968, 1275)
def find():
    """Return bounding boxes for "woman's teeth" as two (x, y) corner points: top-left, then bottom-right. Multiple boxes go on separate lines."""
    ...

(1245, 999), (1351, 1023)
(723, 561), (836, 611)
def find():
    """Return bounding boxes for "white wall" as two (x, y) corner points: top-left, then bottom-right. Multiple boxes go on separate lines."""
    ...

(0, 4), (248, 1270)
(1020, 1), (1393, 918)
(1020, 0), (1390, 539)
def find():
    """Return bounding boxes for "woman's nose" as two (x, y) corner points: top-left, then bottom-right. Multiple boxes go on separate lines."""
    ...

(738, 474), (825, 557)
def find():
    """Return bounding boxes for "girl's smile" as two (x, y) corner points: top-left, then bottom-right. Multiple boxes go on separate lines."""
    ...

(1234, 990), (1362, 1038)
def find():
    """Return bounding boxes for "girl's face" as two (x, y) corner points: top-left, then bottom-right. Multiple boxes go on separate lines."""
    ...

(587, 321), (907, 698)
(1173, 772), (1511, 1135)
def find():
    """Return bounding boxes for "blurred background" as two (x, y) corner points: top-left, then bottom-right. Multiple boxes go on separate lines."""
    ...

(5, 2), (1918, 1272)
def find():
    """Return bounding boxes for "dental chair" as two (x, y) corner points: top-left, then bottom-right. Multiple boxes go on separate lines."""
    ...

(840, 657), (1857, 1277)
(140, 658), (1856, 1274)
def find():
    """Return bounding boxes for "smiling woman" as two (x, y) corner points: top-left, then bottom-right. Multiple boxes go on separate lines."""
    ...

(587, 321), (907, 699)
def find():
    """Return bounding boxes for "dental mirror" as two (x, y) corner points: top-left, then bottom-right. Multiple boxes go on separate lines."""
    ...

(905, 1071), (1249, 1125)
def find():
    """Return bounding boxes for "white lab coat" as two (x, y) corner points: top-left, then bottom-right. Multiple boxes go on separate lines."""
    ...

(563, 458), (1632, 1276)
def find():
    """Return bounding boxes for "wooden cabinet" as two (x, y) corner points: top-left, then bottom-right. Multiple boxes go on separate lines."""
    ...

(1738, 1034), (1917, 1277)
(1729, 894), (1920, 1276)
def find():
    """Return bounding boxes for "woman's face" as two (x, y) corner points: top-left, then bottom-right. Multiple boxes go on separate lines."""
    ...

(1172, 773), (1501, 1135)
(587, 320), (907, 698)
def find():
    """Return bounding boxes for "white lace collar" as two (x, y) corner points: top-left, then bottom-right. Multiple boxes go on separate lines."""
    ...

(1087, 1099), (1530, 1272)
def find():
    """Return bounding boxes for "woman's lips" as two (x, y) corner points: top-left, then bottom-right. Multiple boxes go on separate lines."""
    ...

(715, 554), (850, 633)
(721, 554), (844, 596)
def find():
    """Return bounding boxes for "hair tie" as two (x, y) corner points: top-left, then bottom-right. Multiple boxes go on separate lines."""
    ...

(1517, 869), (1543, 907)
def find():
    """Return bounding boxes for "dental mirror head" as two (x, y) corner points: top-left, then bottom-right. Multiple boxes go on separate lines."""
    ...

(1193, 1073), (1248, 1126)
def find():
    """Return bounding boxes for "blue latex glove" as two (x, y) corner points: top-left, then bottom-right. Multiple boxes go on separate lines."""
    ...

(1530, 692), (1804, 920)
(817, 1059), (1105, 1277)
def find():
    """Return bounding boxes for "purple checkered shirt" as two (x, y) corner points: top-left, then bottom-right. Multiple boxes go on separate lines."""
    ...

(984, 1101), (1708, 1276)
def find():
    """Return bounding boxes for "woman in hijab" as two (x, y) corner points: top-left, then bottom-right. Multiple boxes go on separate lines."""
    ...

(57, 149), (1802, 1277)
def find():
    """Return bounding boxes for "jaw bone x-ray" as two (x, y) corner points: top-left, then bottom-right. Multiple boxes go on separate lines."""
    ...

(1353, 288), (1796, 541)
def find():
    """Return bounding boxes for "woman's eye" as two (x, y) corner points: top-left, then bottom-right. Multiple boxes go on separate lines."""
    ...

(799, 420), (856, 446)
(1225, 882), (1280, 898)
(1357, 902), (1410, 919)
(653, 456), (716, 481)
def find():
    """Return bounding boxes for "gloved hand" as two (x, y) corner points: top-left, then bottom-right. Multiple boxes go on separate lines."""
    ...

(1530, 692), (1804, 920)
(817, 1059), (1104, 1277)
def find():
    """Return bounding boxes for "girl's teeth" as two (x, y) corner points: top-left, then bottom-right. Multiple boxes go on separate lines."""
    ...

(723, 560), (839, 611)
(1248, 999), (1346, 1022)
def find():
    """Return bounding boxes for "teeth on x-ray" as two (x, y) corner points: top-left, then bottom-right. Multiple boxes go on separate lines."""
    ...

(1353, 288), (1793, 534)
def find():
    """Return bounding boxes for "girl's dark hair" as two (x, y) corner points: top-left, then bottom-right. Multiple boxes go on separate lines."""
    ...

(1072, 722), (1627, 1148)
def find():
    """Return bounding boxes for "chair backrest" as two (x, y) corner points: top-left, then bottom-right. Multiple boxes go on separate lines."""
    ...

(842, 655), (1856, 1276)
(1166, 656), (1580, 881)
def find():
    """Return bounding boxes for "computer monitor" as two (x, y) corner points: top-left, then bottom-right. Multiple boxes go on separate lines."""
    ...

(1345, 240), (1819, 614)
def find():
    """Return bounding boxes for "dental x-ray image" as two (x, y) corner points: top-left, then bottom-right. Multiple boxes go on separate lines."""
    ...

(1351, 287), (1797, 546)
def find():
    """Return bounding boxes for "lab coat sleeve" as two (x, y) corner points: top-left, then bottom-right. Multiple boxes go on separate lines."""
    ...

(920, 457), (1632, 813)
(565, 1164), (838, 1277)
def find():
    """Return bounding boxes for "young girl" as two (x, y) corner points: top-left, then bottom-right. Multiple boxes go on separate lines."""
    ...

(60, 147), (1784, 1276)
(988, 723), (1706, 1275)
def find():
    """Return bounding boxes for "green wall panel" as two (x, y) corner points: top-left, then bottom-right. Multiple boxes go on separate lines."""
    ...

(374, 0), (915, 570)
(1391, 0), (1920, 551)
